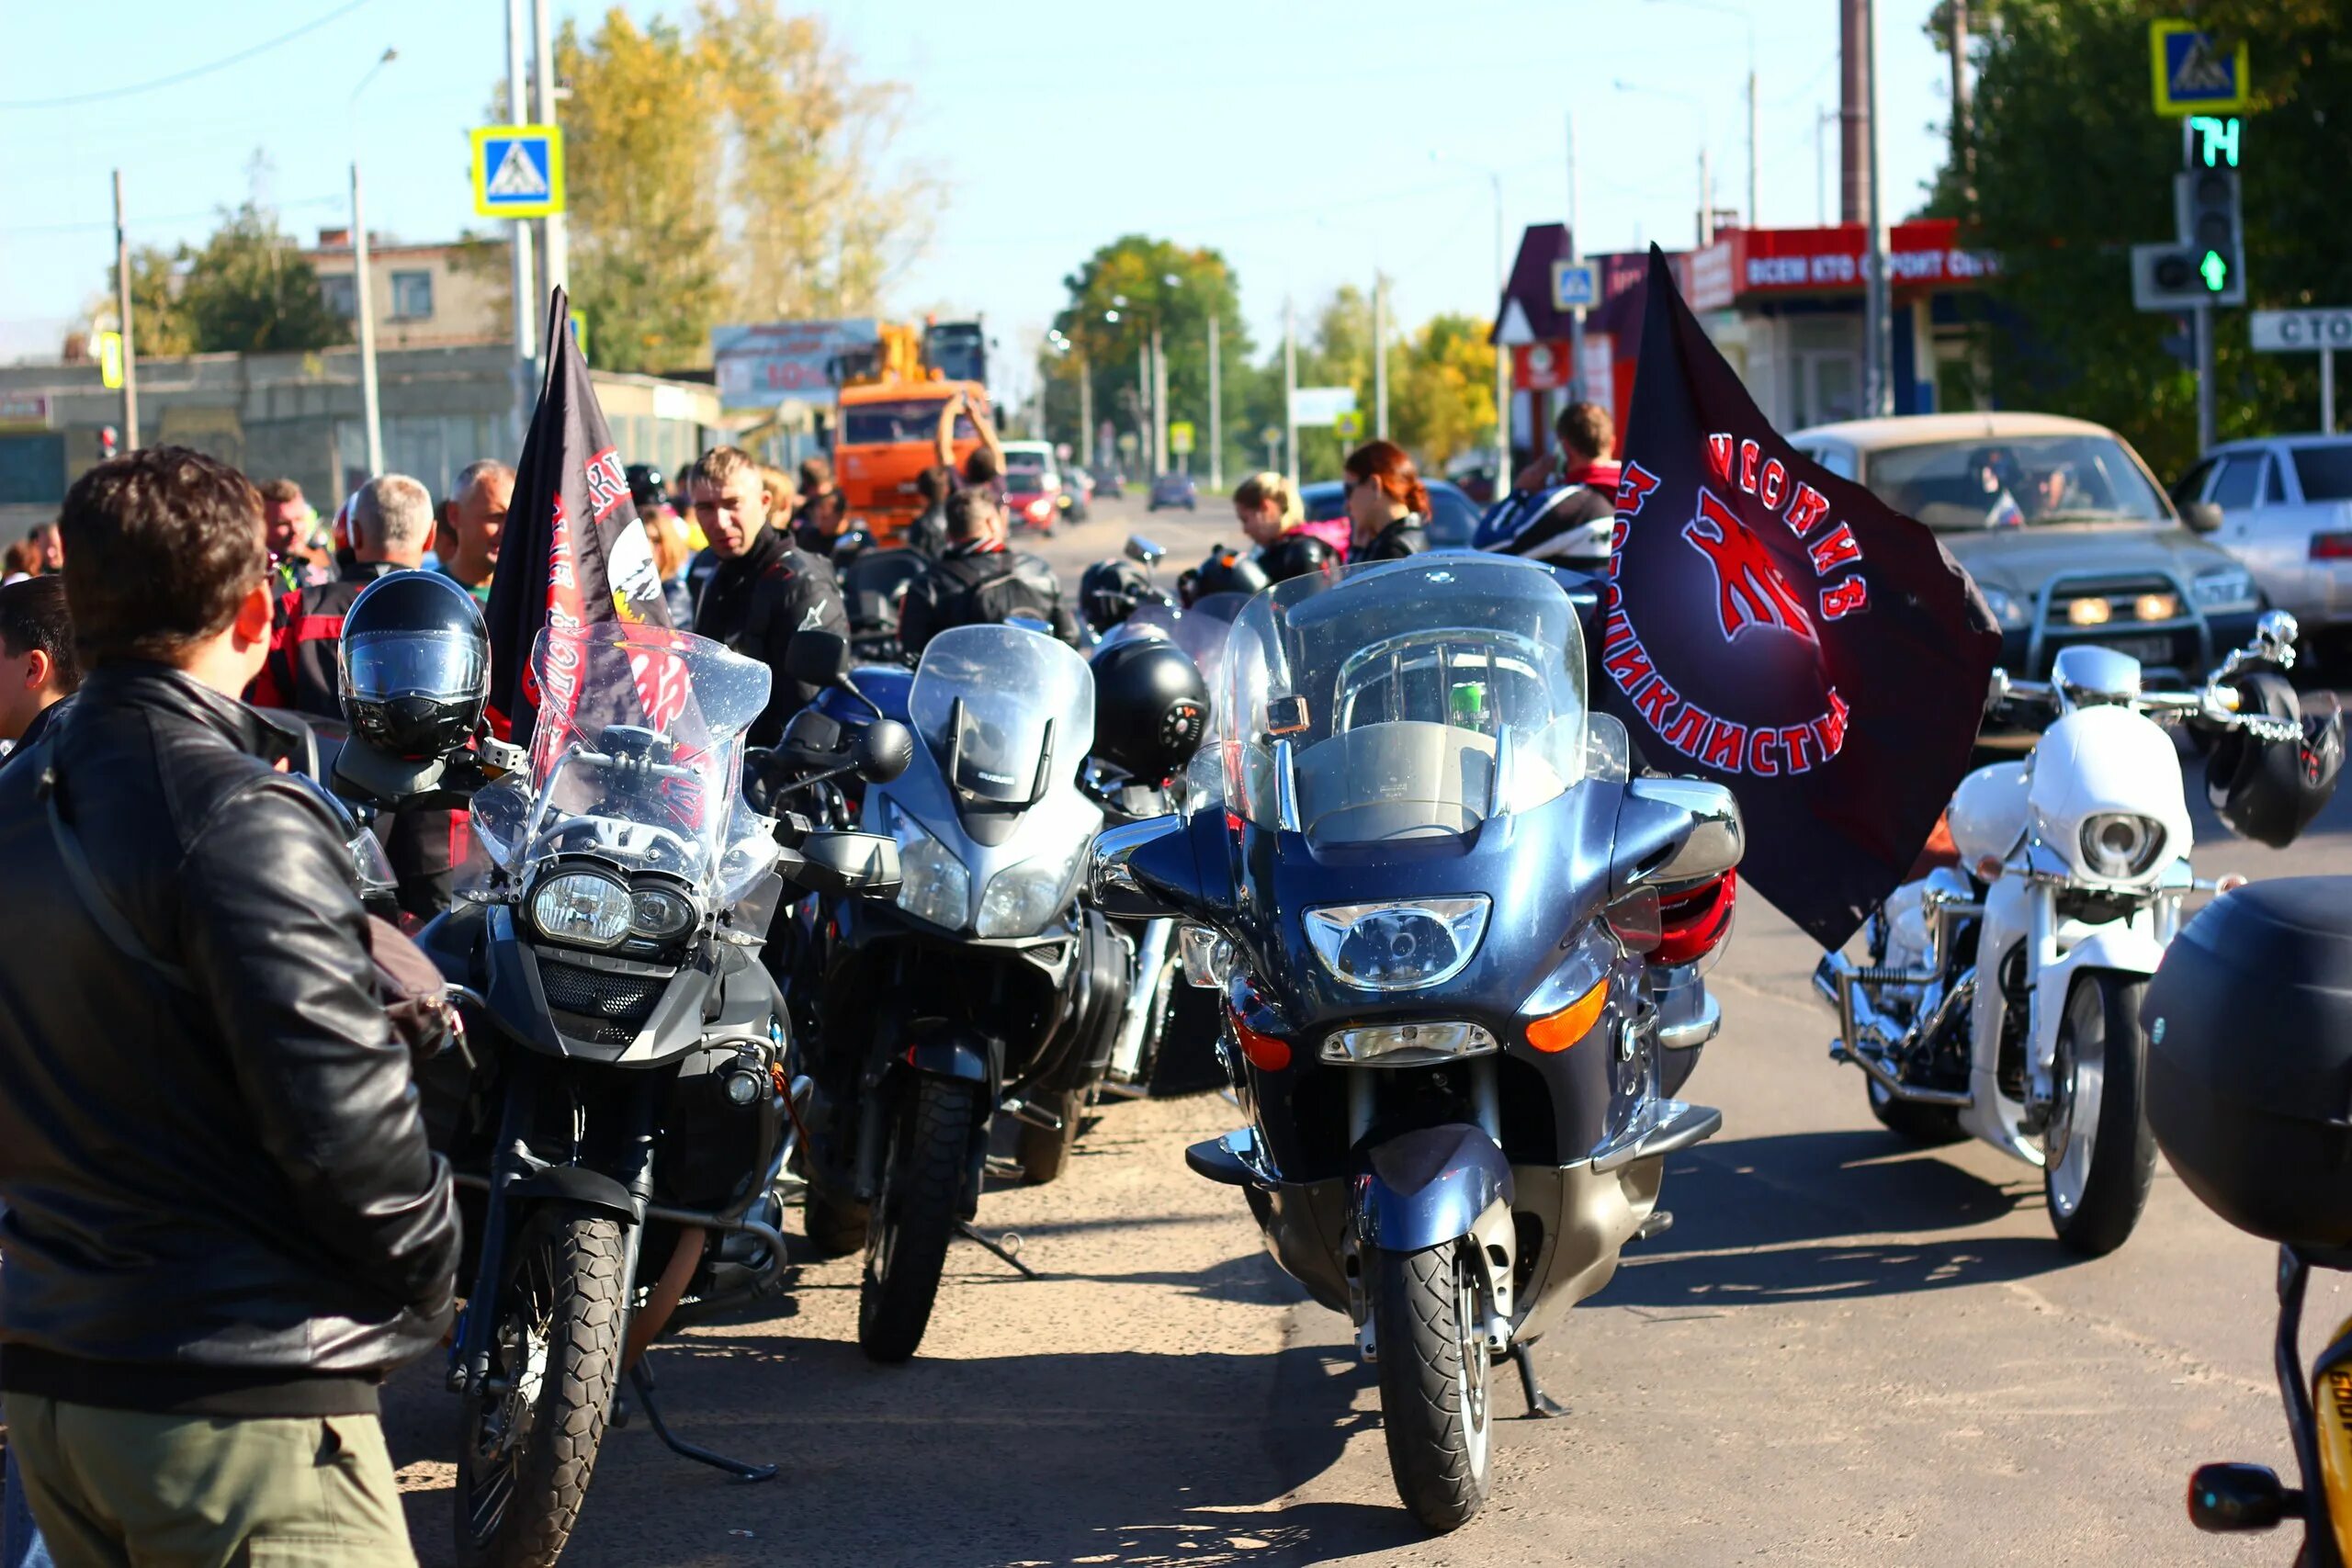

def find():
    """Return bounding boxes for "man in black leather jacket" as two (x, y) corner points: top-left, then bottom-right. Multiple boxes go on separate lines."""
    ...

(688, 445), (851, 746)
(898, 488), (1080, 657)
(0, 447), (458, 1565)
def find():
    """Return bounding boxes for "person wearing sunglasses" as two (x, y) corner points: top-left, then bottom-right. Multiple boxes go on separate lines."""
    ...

(1341, 439), (1430, 561)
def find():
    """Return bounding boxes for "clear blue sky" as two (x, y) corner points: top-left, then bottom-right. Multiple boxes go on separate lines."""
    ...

(0, 0), (1955, 385)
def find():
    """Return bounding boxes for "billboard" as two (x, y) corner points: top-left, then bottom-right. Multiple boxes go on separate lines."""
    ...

(711, 319), (880, 405)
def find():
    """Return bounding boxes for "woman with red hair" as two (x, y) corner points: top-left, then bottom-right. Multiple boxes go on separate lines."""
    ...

(1340, 439), (1430, 561)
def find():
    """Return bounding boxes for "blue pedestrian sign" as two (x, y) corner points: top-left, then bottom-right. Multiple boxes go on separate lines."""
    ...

(2150, 22), (2249, 117)
(471, 124), (565, 219)
(1550, 261), (1598, 311)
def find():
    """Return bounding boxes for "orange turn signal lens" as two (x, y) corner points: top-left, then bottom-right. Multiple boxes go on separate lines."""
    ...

(1526, 977), (1610, 1053)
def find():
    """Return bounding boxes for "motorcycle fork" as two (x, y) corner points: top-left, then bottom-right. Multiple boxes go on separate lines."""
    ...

(2024, 880), (2060, 1110)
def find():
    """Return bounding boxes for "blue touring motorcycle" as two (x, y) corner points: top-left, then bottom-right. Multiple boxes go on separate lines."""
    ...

(1091, 555), (1743, 1531)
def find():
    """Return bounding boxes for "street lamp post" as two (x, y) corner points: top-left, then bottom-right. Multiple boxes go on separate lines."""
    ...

(350, 47), (397, 480)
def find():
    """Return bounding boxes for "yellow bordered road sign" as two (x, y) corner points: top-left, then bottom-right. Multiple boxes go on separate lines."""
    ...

(472, 124), (565, 219)
(2151, 21), (2249, 117)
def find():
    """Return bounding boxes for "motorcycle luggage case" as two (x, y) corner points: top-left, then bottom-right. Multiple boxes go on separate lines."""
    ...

(2143, 878), (2352, 1248)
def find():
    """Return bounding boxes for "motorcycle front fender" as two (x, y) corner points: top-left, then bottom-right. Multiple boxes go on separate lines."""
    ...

(1353, 1122), (1516, 1256)
(2030, 918), (2166, 1068)
(506, 1164), (640, 1224)
(897, 1021), (1000, 1089)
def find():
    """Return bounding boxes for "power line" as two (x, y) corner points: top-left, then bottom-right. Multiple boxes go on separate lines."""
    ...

(0, 0), (377, 110)
(0, 194), (345, 239)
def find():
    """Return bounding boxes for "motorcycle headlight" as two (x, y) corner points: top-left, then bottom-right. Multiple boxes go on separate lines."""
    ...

(1304, 897), (1490, 990)
(2192, 567), (2258, 613)
(629, 885), (696, 941)
(1979, 585), (2030, 629)
(977, 845), (1084, 939)
(2079, 812), (2167, 879)
(531, 869), (633, 949)
(890, 810), (970, 929)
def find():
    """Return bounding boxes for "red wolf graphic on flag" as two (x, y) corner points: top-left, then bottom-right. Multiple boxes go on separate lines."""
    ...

(1681, 487), (1817, 644)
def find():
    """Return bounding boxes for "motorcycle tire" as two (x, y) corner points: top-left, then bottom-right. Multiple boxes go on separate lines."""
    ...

(455, 1204), (628, 1568)
(1865, 1077), (1967, 1146)
(802, 1184), (868, 1258)
(1372, 1242), (1493, 1533)
(2044, 970), (2156, 1257)
(858, 1076), (977, 1363)
(1015, 1088), (1086, 1185)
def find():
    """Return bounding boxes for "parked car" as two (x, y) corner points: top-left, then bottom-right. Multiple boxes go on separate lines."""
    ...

(1000, 438), (1058, 490)
(1790, 412), (2264, 686)
(1300, 477), (1482, 548)
(1148, 471), (1198, 512)
(2171, 434), (2352, 662)
(1003, 471), (1059, 536)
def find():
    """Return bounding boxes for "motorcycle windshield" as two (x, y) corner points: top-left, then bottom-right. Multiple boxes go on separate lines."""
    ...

(469, 625), (778, 902)
(1223, 557), (1589, 845)
(909, 623), (1094, 805)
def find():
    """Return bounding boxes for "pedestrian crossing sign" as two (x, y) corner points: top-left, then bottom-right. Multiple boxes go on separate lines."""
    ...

(2150, 21), (2249, 117)
(471, 124), (565, 218)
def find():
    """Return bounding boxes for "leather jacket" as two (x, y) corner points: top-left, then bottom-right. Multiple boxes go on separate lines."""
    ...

(694, 524), (852, 746)
(898, 540), (1080, 657)
(1357, 515), (1430, 561)
(0, 664), (458, 1403)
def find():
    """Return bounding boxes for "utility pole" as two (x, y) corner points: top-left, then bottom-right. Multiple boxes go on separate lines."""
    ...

(1489, 171), (1510, 494)
(1283, 297), (1298, 486)
(1566, 111), (1587, 403)
(1816, 107), (1835, 226)
(505, 0), (537, 433)
(1135, 335), (1151, 477)
(1373, 275), (1389, 439)
(1078, 348), (1093, 469)
(532, 0), (567, 301)
(1839, 0), (1871, 224)
(1698, 143), (1714, 245)
(1746, 55), (1758, 227)
(1149, 319), (1167, 484)
(353, 164), (384, 476)
(110, 170), (139, 450)
(1206, 310), (1223, 491)
(1949, 0), (1974, 205)
(1862, 0), (1892, 416)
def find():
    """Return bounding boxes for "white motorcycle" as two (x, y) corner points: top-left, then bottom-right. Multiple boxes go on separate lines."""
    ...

(1815, 613), (2312, 1255)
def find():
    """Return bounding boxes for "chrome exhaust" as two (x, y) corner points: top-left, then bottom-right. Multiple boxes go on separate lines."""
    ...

(1813, 952), (1973, 1108)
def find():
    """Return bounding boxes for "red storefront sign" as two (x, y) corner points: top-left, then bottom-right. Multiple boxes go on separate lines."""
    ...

(1514, 341), (1571, 390)
(1685, 220), (1999, 310)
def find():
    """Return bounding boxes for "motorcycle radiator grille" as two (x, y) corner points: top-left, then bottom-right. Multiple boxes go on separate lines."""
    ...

(539, 960), (666, 1044)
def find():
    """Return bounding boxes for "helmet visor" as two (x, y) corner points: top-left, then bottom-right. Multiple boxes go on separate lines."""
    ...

(345, 631), (488, 705)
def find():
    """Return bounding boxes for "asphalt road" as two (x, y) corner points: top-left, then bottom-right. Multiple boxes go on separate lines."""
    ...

(383, 493), (2352, 1566)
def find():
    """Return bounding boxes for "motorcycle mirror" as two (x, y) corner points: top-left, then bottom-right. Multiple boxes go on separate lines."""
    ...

(2186, 1462), (2296, 1533)
(1090, 814), (1188, 919)
(2181, 501), (2225, 535)
(831, 528), (874, 566)
(855, 718), (915, 784)
(785, 629), (853, 688)
(1125, 534), (1166, 567)
(1612, 778), (1745, 893)
(793, 830), (902, 898)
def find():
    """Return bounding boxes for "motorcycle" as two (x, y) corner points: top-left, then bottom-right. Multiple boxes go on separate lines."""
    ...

(1813, 612), (2335, 1256)
(390, 625), (905, 1566)
(1090, 555), (1742, 1530)
(790, 623), (1128, 1360)
(2139, 876), (2352, 1563)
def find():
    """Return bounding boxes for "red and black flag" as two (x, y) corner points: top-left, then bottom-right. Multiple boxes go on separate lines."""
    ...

(484, 287), (674, 746)
(1595, 247), (2000, 948)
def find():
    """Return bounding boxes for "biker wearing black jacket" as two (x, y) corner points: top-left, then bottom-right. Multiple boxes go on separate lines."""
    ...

(899, 525), (1080, 658)
(693, 500), (852, 745)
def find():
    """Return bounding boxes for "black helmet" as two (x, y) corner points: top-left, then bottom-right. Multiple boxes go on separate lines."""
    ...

(625, 463), (665, 511)
(1180, 546), (1269, 608)
(1080, 558), (1154, 632)
(2206, 672), (2345, 848)
(338, 570), (491, 761)
(1089, 634), (1210, 784)
(2145, 877), (2352, 1249)
(1257, 531), (1336, 585)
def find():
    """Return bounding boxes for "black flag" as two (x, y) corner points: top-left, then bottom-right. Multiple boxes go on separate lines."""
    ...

(485, 288), (673, 745)
(1597, 247), (2000, 948)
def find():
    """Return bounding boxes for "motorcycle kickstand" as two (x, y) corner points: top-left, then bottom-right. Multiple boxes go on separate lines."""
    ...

(627, 1357), (778, 1483)
(1510, 1342), (1566, 1419)
(956, 1220), (1040, 1280)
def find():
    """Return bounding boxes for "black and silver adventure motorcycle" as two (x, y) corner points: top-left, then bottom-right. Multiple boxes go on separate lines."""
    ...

(369, 625), (904, 1567)
(1091, 556), (1743, 1530)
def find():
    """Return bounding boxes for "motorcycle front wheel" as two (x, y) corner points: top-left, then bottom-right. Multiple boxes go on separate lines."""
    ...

(456, 1203), (628, 1568)
(858, 1075), (977, 1363)
(1372, 1241), (1493, 1532)
(2043, 970), (2156, 1257)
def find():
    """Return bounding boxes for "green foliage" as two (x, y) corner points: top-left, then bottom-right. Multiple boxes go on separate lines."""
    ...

(114, 245), (195, 357)
(1939, 0), (2352, 476)
(171, 201), (349, 355)
(1041, 236), (1251, 478)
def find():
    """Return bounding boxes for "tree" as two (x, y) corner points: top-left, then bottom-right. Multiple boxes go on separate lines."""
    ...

(1392, 314), (1498, 468)
(90, 245), (196, 357)
(556, 10), (728, 374)
(173, 201), (347, 354)
(700, 2), (936, 319)
(1932, 0), (2352, 476)
(551, 3), (933, 375)
(1042, 236), (1250, 478)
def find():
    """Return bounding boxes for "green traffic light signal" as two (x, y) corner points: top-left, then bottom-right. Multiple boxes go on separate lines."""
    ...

(2200, 250), (2230, 292)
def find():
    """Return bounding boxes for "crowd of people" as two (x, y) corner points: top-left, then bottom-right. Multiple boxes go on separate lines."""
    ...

(0, 394), (1623, 1567)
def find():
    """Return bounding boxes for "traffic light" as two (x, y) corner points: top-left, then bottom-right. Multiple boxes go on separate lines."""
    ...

(2176, 168), (2245, 305)
(96, 425), (119, 461)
